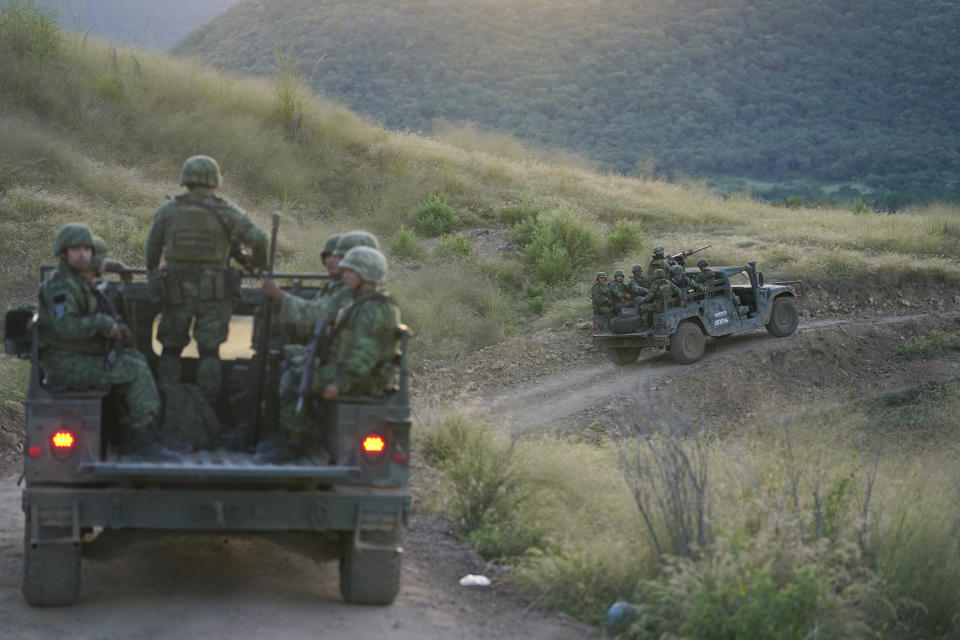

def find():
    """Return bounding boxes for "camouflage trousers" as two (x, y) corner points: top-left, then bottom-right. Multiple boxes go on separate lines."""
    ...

(40, 349), (160, 433)
(156, 292), (232, 399)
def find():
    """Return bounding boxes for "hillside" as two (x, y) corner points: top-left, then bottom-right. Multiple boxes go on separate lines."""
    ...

(57, 0), (238, 51)
(173, 0), (960, 208)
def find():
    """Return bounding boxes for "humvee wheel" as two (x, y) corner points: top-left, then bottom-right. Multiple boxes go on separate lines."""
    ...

(22, 524), (81, 606)
(606, 347), (641, 365)
(339, 529), (402, 605)
(766, 297), (799, 337)
(669, 322), (705, 364)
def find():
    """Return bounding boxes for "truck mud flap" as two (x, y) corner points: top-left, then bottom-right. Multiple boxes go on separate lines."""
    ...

(352, 506), (405, 554)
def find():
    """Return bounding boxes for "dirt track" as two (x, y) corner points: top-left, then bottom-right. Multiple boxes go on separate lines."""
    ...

(0, 301), (958, 639)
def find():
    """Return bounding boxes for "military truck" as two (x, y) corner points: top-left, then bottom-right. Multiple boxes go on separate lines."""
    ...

(593, 261), (802, 365)
(4, 267), (411, 607)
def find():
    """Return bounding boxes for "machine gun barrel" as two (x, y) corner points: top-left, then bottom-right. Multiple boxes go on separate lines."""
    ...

(671, 244), (712, 265)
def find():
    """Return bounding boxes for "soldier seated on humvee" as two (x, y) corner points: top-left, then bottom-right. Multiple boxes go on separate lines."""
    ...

(638, 268), (684, 326)
(37, 224), (168, 458)
(256, 246), (402, 464)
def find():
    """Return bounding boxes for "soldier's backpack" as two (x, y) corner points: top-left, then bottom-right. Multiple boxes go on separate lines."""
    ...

(159, 383), (221, 450)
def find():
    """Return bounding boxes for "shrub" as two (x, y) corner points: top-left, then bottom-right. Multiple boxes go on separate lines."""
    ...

(91, 73), (125, 103)
(386, 226), (424, 260)
(413, 193), (459, 236)
(893, 329), (960, 358)
(523, 281), (548, 314)
(531, 244), (574, 286)
(0, 0), (62, 60)
(499, 201), (543, 226)
(607, 219), (643, 256)
(478, 258), (522, 289)
(434, 233), (474, 258)
(468, 520), (545, 561)
(507, 216), (538, 247)
(522, 209), (596, 286)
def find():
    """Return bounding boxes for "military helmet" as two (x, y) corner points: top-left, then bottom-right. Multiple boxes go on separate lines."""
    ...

(631, 264), (643, 273)
(653, 269), (665, 279)
(335, 230), (380, 256)
(321, 234), (342, 258)
(613, 269), (625, 277)
(53, 223), (95, 255)
(653, 244), (665, 256)
(89, 235), (108, 271)
(340, 246), (387, 284)
(179, 155), (221, 188)
(696, 257), (709, 268)
(670, 264), (684, 275)
(596, 272), (607, 280)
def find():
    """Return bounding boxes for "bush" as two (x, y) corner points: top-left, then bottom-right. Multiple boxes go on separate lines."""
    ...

(386, 226), (424, 260)
(478, 258), (523, 289)
(607, 219), (643, 256)
(523, 281), (548, 314)
(413, 193), (459, 236)
(893, 329), (960, 358)
(0, 0), (62, 60)
(468, 520), (545, 561)
(522, 209), (595, 286)
(499, 201), (543, 226)
(532, 244), (574, 286)
(434, 233), (474, 258)
(508, 216), (539, 247)
(91, 73), (125, 103)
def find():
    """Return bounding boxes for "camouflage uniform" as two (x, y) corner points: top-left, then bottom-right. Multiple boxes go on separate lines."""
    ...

(627, 264), (649, 298)
(37, 225), (160, 435)
(608, 269), (632, 310)
(649, 245), (670, 274)
(145, 155), (267, 399)
(639, 269), (683, 326)
(591, 272), (614, 317)
(670, 264), (705, 299)
(274, 247), (401, 450)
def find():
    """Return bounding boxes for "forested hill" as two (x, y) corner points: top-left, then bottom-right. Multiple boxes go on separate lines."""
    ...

(173, 0), (960, 208)
(57, 0), (238, 51)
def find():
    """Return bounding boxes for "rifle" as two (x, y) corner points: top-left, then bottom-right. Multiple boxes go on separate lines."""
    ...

(95, 280), (129, 370)
(670, 244), (712, 266)
(295, 318), (326, 414)
(249, 211), (281, 445)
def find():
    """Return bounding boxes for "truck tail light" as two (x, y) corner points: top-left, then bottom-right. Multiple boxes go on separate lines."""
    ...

(50, 429), (78, 460)
(361, 434), (386, 462)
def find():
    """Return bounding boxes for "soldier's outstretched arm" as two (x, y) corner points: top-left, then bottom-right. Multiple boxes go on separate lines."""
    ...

(225, 205), (269, 269)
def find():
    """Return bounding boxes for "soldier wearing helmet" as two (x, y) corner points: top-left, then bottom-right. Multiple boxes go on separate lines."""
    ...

(591, 271), (614, 322)
(638, 267), (684, 326)
(628, 263), (649, 298)
(608, 269), (633, 310)
(37, 224), (164, 458)
(145, 155), (268, 401)
(669, 263), (705, 300)
(263, 230), (381, 329)
(259, 246), (402, 464)
(649, 244), (670, 274)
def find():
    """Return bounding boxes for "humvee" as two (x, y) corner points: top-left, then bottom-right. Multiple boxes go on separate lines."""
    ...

(593, 261), (802, 365)
(4, 267), (411, 607)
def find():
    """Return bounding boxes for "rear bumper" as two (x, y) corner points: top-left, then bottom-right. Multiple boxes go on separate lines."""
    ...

(23, 485), (411, 537)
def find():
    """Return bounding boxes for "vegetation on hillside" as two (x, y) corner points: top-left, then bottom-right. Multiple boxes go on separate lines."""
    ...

(174, 0), (960, 209)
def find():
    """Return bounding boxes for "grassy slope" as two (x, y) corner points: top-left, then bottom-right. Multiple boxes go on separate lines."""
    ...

(3, 30), (959, 364)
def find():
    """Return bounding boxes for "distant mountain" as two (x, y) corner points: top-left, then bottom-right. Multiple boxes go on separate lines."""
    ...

(173, 0), (960, 208)
(59, 0), (239, 51)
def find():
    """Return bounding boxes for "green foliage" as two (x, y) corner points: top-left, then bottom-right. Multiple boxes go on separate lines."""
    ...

(852, 199), (869, 214)
(499, 201), (543, 226)
(523, 281), (548, 315)
(893, 329), (960, 359)
(413, 193), (459, 236)
(478, 258), (522, 290)
(273, 48), (306, 139)
(521, 210), (596, 286)
(385, 226), (424, 261)
(433, 232), (474, 259)
(90, 73), (124, 103)
(468, 520), (544, 561)
(0, 0), (61, 60)
(606, 219), (643, 256)
(507, 216), (538, 247)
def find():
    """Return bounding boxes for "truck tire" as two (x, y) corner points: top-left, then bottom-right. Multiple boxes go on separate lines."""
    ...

(766, 297), (799, 337)
(339, 529), (402, 605)
(22, 524), (81, 606)
(669, 322), (705, 364)
(606, 347), (641, 365)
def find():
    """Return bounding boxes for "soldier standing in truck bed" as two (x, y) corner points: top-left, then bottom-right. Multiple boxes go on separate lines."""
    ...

(145, 155), (267, 402)
(649, 245), (671, 273)
(37, 224), (164, 457)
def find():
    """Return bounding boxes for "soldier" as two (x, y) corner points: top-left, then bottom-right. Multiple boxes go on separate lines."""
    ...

(37, 224), (164, 457)
(259, 246), (402, 463)
(693, 257), (725, 287)
(591, 272), (614, 318)
(649, 245), (670, 274)
(87, 236), (132, 282)
(670, 263), (705, 300)
(608, 269), (632, 310)
(145, 155), (267, 401)
(319, 234), (343, 295)
(628, 264), (649, 298)
(263, 231), (379, 330)
(638, 268), (683, 326)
